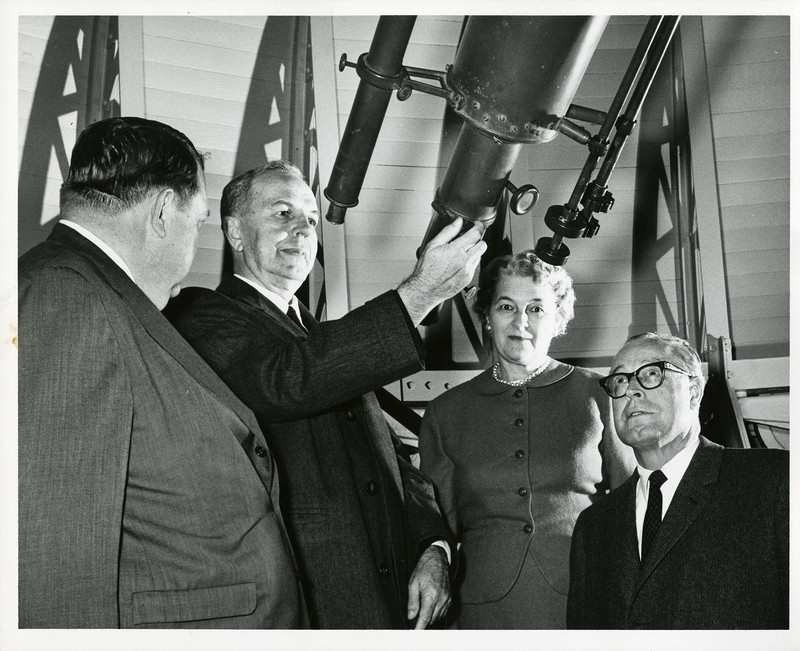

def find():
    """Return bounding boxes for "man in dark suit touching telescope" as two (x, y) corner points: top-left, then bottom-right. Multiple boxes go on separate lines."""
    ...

(167, 160), (486, 629)
(568, 332), (788, 629)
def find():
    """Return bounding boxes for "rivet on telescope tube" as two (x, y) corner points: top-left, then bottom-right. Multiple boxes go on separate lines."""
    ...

(524, 122), (533, 131)
(472, 101), (480, 109)
(482, 114), (490, 122)
(498, 115), (507, 122)
(510, 125), (518, 133)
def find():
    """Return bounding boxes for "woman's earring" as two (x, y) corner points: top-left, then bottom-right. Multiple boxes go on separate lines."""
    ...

(485, 322), (492, 332)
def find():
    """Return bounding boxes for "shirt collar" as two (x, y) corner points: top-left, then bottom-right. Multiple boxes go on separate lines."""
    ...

(636, 436), (700, 489)
(60, 220), (135, 282)
(233, 273), (300, 315)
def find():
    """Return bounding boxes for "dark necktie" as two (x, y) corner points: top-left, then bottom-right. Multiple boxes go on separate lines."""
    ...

(641, 469), (667, 561)
(286, 304), (306, 331)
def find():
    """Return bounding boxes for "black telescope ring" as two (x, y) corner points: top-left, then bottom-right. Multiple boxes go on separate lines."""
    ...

(356, 53), (406, 91)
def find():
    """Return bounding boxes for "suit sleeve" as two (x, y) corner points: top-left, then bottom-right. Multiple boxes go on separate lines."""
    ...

(18, 266), (132, 628)
(387, 425), (454, 563)
(566, 510), (589, 629)
(169, 289), (424, 422)
(417, 401), (459, 543)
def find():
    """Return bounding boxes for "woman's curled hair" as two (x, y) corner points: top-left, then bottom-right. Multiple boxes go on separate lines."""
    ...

(474, 250), (576, 337)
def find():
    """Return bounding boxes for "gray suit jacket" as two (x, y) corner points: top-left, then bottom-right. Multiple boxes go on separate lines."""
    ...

(419, 363), (633, 627)
(166, 275), (452, 629)
(567, 436), (789, 629)
(19, 224), (303, 628)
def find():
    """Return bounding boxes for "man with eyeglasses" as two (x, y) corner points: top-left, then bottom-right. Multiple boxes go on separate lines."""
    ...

(567, 332), (788, 629)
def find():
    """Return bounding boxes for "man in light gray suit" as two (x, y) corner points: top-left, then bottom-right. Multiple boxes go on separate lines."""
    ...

(18, 117), (305, 628)
(567, 332), (788, 629)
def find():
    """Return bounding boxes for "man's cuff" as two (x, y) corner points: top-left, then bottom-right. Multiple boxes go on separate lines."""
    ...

(388, 289), (426, 363)
(429, 539), (452, 566)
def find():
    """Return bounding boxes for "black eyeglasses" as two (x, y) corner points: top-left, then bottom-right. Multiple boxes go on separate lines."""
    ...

(599, 361), (694, 399)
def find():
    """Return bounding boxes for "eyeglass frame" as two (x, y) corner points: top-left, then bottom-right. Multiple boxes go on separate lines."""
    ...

(598, 360), (695, 399)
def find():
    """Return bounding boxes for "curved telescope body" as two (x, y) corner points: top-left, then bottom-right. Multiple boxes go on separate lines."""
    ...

(422, 15), (608, 246)
(448, 16), (608, 145)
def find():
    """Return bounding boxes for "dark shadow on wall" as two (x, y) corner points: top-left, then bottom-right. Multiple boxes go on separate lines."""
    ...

(233, 16), (300, 176)
(225, 16), (319, 308)
(628, 40), (685, 342)
(18, 16), (119, 257)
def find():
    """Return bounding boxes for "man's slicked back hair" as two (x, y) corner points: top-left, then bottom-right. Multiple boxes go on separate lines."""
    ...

(60, 116), (205, 216)
(623, 332), (706, 386)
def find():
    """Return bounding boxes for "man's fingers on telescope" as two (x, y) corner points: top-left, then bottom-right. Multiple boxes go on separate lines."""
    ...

(426, 217), (464, 247)
(452, 221), (485, 251)
(465, 238), (487, 262)
(464, 245), (485, 274)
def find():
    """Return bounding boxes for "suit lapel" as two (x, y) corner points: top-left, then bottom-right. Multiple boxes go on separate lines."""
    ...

(632, 438), (722, 596)
(48, 225), (263, 435)
(217, 274), (311, 335)
(218, 275), (404, 498)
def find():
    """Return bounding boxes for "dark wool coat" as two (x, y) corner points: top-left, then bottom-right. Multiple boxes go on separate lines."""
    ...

(568, 436), (789, 629)
(166, 275), (451, 629)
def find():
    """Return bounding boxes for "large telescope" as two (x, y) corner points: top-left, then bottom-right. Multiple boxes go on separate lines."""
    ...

(325, 15), (680, 266)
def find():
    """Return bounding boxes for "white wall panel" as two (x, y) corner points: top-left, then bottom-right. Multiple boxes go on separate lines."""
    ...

(331, 16), (461, 308)
(702, 15), (789, 359)
(138, 15), (302, 290)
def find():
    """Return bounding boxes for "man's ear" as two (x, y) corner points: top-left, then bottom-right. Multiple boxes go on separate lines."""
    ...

(689, 376), (704, 410)
(223, 215), (244, 252)
(148, 188), (175, 239)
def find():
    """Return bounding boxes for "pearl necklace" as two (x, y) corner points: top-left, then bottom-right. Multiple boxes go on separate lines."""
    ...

(492, 358), (550, 386)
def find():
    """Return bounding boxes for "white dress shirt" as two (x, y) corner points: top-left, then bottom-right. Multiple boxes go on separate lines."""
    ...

(60, 220), (135, 282)
(234, 273), (304, 327)
(634, 437), (700, 559)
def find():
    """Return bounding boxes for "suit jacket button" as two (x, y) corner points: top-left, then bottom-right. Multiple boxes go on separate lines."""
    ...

(518, 487), (528, 497)
(515, 449), (525, 459)
(514, 418), (524, 427)
(514, 388), (524, 398)
(523, 524), (533, 534)
(378, 563), (389, 576)
(345, 409), (356, 421)
(366, 480), (379, 495)
(254, 445), (267, 457)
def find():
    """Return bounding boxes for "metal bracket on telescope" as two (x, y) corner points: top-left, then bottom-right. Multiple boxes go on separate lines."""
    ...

(535, 236), (571, 266)
(582, 216), (601, 239)
(339, 53), (457, 103)
(586, 135), (610, 158)
(581, 181), (615, 216)
(557, 119), (592, 146)
(534, 203), (597, 266)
